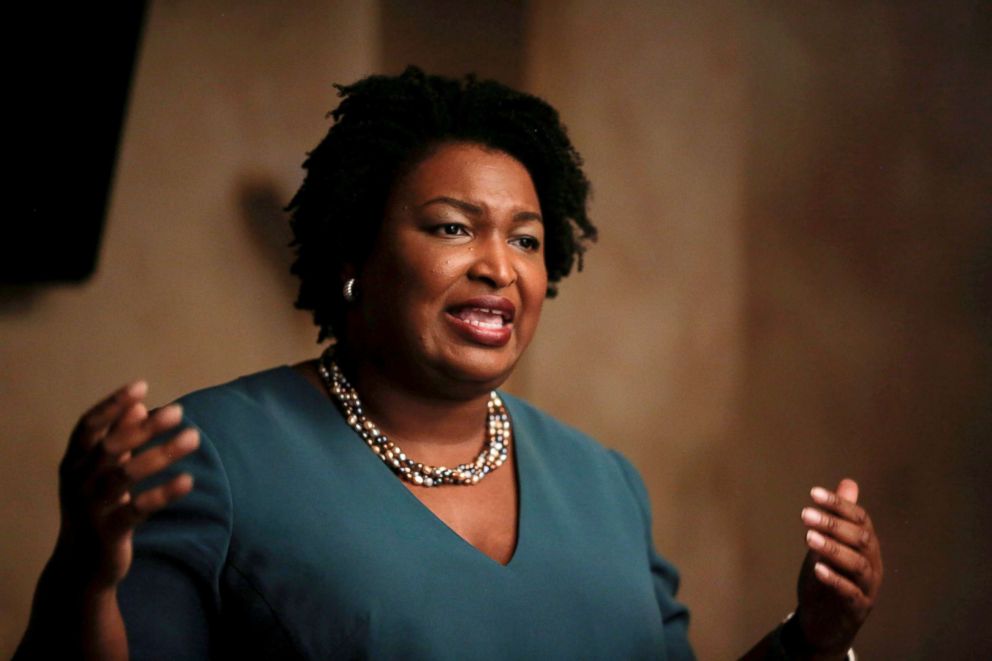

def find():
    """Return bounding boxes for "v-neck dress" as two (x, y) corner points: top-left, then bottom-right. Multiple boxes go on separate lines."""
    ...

(119, 367), (694, 660)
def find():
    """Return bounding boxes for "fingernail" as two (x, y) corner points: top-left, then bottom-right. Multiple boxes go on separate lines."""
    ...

(806, 529), (826, 549)
(174, 430), (198, 450)
(811, 487), (830, 503)
(801, 507), (821, 525)
(814, 562), (831, 580)
(127, 380), (148, 397)
(148, 404), (181, 425)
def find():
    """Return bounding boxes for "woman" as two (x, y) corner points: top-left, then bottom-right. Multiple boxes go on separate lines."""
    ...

(17, 68), (881, 659)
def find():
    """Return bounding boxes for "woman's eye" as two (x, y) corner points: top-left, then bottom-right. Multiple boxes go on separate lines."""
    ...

(512, 236), (541, 251)
(434, 223), (468, 236)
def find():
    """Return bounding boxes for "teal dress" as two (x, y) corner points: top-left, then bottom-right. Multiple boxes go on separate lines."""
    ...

(119, 367), (694, 659)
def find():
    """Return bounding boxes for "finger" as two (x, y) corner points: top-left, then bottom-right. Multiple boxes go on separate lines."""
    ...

(810, 486), (871, 529)
(68, 381), (148, 455)
(812, 561), (871, 613)
(124, 428), (200, 484)
(103, 403), (185, 455)
(801, 506), (874, 551)
(102, 473), (195, 535)
(131, 473), (195, 517)
(104, 402), (149, 447)
(66, 402), (149, 478)
(836, 478), (859, 504)
(66, 405), (188, 519)
(80, 404), (149, 481)
(803, 504), (881, 577)
(86, 419), (192, 508)
(805, 529), (875, 595)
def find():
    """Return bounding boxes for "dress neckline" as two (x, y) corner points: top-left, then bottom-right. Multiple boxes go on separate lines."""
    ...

(275, 364), (529, 569)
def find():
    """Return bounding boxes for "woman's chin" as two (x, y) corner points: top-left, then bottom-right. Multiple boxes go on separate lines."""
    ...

(433, 347), (520, 391)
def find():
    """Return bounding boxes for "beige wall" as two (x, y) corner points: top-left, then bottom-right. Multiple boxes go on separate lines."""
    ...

(522, 1), (991, 658)
(3, 1), (990, 658)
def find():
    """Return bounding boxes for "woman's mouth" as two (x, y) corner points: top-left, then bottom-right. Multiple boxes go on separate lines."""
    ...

(445, 298), (515, 347)
(454, 307), (508, 329)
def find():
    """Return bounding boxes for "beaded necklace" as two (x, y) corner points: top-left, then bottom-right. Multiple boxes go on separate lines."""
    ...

(317, 350), (511, 487)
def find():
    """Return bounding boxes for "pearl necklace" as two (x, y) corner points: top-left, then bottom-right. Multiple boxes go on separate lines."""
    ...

(317, 350), (511, 487)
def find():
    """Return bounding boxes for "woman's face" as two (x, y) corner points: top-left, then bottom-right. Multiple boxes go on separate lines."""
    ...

(349, 142), (547, 395)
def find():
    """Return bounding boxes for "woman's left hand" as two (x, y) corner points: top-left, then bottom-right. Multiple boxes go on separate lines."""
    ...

(795, 478), (883, 657)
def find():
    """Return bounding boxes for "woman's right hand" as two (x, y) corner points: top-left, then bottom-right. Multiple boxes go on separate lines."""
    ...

(55, 381), (200, 590)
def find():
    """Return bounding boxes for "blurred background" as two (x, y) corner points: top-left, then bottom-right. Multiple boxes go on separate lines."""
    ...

(2, 1), (990, 657)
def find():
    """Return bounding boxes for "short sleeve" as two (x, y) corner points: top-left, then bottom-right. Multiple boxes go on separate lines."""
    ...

(118, 417), (233, 660)
(610, 451), (696, 661)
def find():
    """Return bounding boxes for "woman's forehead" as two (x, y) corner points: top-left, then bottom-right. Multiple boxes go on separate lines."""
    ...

(393, 142), (540, 212)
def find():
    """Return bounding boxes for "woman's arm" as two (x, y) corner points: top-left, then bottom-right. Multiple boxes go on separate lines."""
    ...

(15, 382), (198, 660)
(16, 549), (128, 660)
(740, 479), (883, 661)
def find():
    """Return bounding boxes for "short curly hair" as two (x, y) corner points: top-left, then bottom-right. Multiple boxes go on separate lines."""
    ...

(287, 66), (596, 342)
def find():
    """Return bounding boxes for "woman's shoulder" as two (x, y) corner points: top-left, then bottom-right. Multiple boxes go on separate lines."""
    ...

(172, 365), (321, 434)
(500, 391), (597, 441)
(499, 391), (632, 470)
(176, 365), (304, 410)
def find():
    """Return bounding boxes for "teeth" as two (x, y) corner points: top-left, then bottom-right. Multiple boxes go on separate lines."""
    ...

(453, 305), (510, 328)
(467, 318), (503, 329)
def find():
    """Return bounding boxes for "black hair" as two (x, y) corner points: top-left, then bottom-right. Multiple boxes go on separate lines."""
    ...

(287, 66), (596, 342)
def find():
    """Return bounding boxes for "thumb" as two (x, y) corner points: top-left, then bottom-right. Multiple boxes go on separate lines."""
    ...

(836, 478), (859, 504)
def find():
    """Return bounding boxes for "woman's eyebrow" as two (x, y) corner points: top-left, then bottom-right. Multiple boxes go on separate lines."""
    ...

(420, 196), (483, 214)
(513, 210), (543, 223)
(420, 196), (542, 222)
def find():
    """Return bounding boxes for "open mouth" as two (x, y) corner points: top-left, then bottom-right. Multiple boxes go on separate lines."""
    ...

(445, 298), (516, 347)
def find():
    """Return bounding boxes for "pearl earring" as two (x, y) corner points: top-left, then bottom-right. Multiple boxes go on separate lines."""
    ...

(342, 278), (356, 302)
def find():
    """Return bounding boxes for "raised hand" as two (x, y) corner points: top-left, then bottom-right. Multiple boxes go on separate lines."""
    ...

(55, 381), (200, 589)
(15, 382), (201, 660)
(795, 478), (883, 657)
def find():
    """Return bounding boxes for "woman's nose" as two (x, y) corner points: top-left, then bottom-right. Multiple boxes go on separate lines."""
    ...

(468, 239), (516, 289)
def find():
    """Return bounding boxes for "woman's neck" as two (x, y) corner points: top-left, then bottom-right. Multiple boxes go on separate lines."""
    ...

(327, 351), (497, 466)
